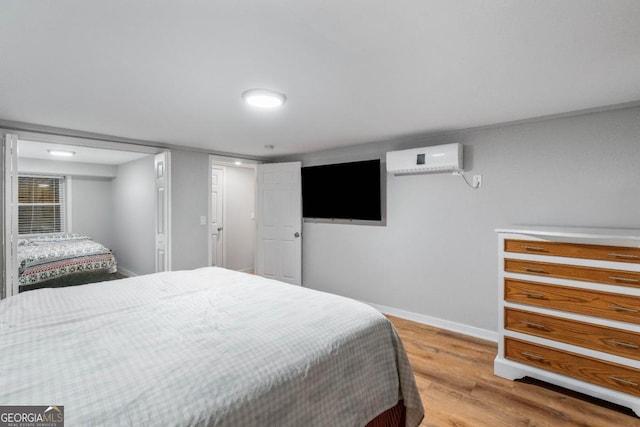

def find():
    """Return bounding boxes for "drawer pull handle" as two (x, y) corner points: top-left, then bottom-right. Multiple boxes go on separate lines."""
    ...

(522, 291), (545, 299)
(522, 245), (546, 252)
(609, 253), (639, 260)
(522, 351), (545, 361)
(607, 339), (639, 349)
(609, 276), (639, 283)
(609, 376), (638, 387)
(521, 320), (546, 330)
(608, 304), (639, 313)
(522, 267), (546, 273)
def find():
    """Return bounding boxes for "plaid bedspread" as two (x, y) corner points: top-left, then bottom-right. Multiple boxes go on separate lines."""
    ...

(0, 267), (424, 426)
(17, 234), (117, 285)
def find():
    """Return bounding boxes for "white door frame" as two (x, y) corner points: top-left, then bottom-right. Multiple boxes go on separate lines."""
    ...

(209, 163), (225, 267)
(154, 151), (172, 272)
(2, 133), (18, 298)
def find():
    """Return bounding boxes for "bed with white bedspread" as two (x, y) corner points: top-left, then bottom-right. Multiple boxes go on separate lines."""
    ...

(0, 267), (424, 426)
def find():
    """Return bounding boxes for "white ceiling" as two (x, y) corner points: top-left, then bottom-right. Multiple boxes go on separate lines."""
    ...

(18, 140), (150, 165)
(1, 1), (639, 158)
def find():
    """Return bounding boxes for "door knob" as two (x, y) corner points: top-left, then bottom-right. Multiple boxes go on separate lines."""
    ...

(217, 227), (223, 232)
(294, 232), (300, 238)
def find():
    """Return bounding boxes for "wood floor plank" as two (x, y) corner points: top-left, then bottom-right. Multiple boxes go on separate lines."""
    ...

(387, 315), (640, 427)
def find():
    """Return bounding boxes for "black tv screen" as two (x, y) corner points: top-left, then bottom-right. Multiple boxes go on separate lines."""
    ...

(301, 159), (382, 221)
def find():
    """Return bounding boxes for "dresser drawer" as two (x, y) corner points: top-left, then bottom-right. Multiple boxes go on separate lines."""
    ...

(505, 308), (640, 360)
(505, 337), (640, 397)
(504, 259), (640, 288)
(505, 239), (640, 264)
(505, 279), (640, 324)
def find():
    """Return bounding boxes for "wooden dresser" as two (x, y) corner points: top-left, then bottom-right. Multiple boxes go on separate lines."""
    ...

(494, 227), (640, 415)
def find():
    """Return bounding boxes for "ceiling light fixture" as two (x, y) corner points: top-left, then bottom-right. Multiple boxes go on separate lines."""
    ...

(242, 89), (286, 109)
(48, 149), (75, 157)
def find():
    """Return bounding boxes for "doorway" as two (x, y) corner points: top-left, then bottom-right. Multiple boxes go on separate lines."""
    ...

(209, 156), (257, 273)
(2, 132), (167, 297)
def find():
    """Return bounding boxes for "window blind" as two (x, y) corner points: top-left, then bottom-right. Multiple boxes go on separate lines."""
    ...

(18, 176), (66, 235)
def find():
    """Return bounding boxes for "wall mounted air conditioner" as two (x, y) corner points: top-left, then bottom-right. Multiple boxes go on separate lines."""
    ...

(386, 143), (463, 175)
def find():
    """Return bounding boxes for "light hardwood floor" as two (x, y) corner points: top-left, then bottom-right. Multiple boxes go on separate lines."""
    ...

(388, 315), (640, 427)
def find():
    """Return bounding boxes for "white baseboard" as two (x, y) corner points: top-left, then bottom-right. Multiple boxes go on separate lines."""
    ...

(117, 266), (138, 278)
(365, 301), (498, 343)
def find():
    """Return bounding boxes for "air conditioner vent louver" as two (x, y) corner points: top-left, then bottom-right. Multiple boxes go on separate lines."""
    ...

(386, 143), (463, 175)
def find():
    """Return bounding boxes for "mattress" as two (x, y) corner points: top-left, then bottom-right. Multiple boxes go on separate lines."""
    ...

(0, 267), (424, 426)
(17, 234), (117, 286)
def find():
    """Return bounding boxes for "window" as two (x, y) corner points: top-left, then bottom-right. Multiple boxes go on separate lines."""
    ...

(18, 176), (67, 235)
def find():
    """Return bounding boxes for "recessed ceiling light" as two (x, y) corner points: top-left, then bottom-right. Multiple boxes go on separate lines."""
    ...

(48, 149), (75, 157)
(242, 89), (286, 109)
(234, 161), (242, 166)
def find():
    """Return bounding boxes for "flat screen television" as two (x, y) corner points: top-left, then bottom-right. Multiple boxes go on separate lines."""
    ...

(301, 159), (382, 222)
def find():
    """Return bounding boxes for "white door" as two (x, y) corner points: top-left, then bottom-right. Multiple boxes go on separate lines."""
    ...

(256, 162), (302, 285)
(154, 151), (171, 272)
(2, 133), (18, 298)
(210, 166), (224, 267)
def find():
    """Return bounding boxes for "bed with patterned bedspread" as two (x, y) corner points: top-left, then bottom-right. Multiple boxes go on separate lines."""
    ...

(18, 234), (117, 288)
(0, 267), (425, 426)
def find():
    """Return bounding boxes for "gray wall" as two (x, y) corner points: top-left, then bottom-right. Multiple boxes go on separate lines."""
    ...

(71, 177), (114, 248)
(111, 155), (156, 276)
(279, 106), (640, 334)
(224, 165), (256, 272)
(171, 149), (209, 271)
